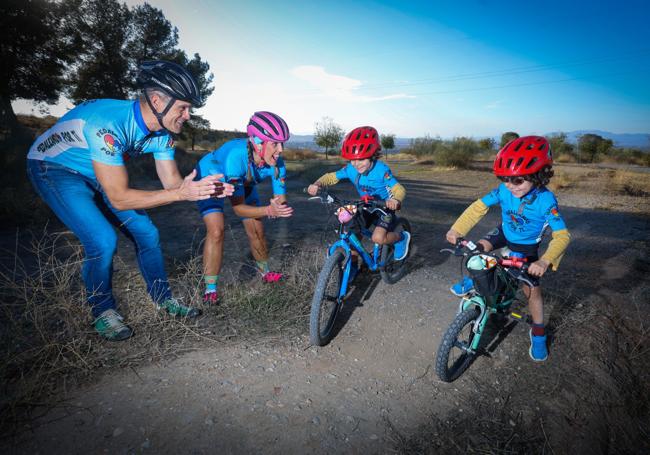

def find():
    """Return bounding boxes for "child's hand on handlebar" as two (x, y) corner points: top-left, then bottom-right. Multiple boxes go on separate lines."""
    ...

(446, 229), (462, 245)
(385, 198), (400, 210)
(527, 258), (550, 277)
(307, 184), (320, 196)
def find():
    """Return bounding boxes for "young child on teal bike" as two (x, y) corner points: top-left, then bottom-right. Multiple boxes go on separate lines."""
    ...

(307, 126), (411, 269)
(445, 136), (571, 362)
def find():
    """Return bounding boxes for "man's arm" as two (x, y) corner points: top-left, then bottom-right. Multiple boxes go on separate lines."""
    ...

(155, 158), (184, 189)
(93, 161), (224, 211)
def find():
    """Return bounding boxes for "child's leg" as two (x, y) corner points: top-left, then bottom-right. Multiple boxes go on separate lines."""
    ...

(371, 226), (401, 245)
(524, 284), (544, 330)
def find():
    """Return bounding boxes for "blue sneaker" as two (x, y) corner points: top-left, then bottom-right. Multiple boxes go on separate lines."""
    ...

(393, 231), (411, 261)
(529, 329), (548, 361)
(450, 276), (474, 296)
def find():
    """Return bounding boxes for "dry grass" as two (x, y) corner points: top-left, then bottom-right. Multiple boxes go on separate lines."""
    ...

(283, 148), (319, 160)
(607, 170), (650, 197)
(0, 230), (321, 435)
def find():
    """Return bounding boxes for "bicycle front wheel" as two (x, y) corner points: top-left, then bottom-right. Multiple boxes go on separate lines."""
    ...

(380, 217), (411, 284)
(435, 308), (480, 382)
(309, 248), (347, 346)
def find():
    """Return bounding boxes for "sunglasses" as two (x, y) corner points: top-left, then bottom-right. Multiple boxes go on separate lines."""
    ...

(498, 176), (528, 185)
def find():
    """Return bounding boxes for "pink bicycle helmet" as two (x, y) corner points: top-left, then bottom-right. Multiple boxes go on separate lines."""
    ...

(494, 135), (553, 176)
(247, 111), (290, 143)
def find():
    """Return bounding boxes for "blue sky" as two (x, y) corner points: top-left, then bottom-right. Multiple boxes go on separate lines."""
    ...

(14, 0), (650, 137)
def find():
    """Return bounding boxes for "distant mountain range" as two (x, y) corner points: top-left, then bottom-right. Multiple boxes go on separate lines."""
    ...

(287, 130), (650, 151)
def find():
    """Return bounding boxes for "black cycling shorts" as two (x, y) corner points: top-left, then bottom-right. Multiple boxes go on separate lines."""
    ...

(482, 226), (540, 287)
(362, 208), (397, 231)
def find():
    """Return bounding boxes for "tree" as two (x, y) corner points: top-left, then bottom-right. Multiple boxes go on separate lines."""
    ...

(67, 0), (132, 103)
(67, 1), (213, 106)
(478, 137), (496, 151)
(548, 133), (574, 159)
(381, 134), (396, 155)
(500, 131), (519, 147)
(0, 0), (80, 134)
(577, 133), (613, 163)
(182, 114), (210, 150)
(314, 117), (344, 159)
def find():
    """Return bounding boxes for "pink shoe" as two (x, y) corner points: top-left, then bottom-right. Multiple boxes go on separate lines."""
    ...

(203, 291), (219, 304)
(262, 271), (283, 283)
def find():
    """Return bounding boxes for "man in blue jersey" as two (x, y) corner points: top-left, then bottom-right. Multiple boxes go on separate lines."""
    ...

(26, 60), (233, 341)
(446, 136), (571, 361)
(195, 111), (293, 304)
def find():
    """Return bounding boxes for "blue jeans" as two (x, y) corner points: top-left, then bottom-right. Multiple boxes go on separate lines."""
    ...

(27, 160), (172, 317)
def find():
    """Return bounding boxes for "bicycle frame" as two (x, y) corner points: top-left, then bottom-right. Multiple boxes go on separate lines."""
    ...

(458, 279), (518, 353)
(327, 218), (387, 299)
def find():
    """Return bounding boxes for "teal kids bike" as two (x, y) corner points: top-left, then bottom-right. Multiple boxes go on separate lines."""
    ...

(308, 189), (411, 346)
(435, 238), (535, 382)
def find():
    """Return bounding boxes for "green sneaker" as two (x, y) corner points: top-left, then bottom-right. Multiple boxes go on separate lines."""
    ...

(93, 309), (133, 341)
(157, 298), (201, 318)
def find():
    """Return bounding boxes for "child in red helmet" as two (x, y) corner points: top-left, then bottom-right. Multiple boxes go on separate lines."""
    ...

(307, 126), (410, 263)
(445, 135), (571, 361)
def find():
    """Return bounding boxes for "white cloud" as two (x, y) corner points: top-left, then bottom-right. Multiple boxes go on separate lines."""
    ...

(290, 65), (414, 103)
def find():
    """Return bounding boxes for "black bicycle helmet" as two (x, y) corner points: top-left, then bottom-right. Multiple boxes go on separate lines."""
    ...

(137, 60), (202, 106)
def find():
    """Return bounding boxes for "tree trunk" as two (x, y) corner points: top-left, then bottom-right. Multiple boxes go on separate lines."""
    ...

(0, 95), (18, 142)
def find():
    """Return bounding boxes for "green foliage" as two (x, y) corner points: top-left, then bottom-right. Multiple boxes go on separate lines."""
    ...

(478, 137), (496, 151)
(548, 132), (574, 160)
(314, 117), (344, 159)
(402, 135), (443, 157)
(500, 131), (519, 147)
(0, 0), (80, 133)
(381, 134), (396, 152)
(577, 133), (613, 163)
(434, 137), (481, 168)
(402, 136), (479, 168)
(62, 0), (213, 106)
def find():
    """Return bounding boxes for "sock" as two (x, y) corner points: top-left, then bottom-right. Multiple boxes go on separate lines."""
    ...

(256, 260), (270, 274)
(204, 275), (218, 293)
(531, 323), (545, 337)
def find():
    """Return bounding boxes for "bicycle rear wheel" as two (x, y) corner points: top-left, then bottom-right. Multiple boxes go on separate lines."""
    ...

(435, 308), (480, 382)
(380, 217), (411, 284)
(309, 248), (347, 346)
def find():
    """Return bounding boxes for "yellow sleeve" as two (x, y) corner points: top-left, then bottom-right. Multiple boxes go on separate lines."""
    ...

(541, 229), (571, 271)
(315, 172), (340, 187)
(390, 183), (406, 203)
(450, 199), (489, 236)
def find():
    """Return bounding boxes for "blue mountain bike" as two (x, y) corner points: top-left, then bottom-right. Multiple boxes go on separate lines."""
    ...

(308, 189), (411, 346)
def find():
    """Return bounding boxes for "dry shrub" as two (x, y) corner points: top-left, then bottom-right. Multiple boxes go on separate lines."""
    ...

(607, 170), (650, 197)
(547, 169), (576, 191)
(283, 148), (318, 160)
(554, 153), (577, 163)
(384, 153), (416, 162)
(0, 230), (321, 434)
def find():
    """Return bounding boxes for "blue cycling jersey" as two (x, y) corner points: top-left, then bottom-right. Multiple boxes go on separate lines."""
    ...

(481, 184), (567, 245)
(27, 99), (175, 180)
(196, 139), (286, 198)
(335, 160), (400, 201)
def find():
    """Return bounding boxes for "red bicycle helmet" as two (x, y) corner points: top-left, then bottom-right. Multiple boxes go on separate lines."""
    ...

(493, 135), (553, 176)
(341, 126), (381, 160)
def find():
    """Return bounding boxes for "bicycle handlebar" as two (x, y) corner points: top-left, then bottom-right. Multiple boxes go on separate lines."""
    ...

(304, 187), (388, 213)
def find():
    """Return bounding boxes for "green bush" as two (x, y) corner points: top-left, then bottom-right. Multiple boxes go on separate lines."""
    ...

(434, 137), (481, 168)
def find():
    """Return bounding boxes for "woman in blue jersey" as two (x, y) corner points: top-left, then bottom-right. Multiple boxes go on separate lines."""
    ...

(26, 61), (234, 341)
(195, 111), (293, 303)
(307, 126), (411, 264)
(445, 136), (571, 361)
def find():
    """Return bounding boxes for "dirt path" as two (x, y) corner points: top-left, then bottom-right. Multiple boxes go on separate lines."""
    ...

(3, 164), (649, 454)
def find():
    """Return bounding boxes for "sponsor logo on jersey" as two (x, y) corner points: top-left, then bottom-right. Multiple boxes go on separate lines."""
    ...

(27, 119), (89, 160)
(384, 172), (391, 180)
(550, 207), (559, 217)
(279, 177), (286, 186)
(166, 136), (175, 148)
(96, 128), (121, 156)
